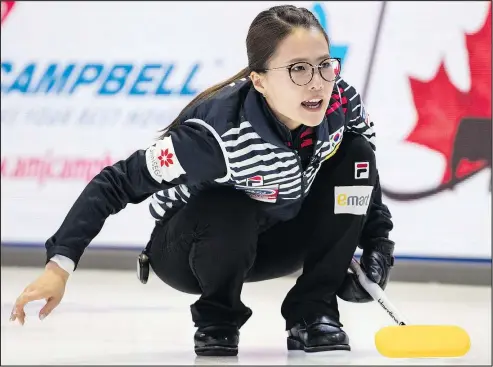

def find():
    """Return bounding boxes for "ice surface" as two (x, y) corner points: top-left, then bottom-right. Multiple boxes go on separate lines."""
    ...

(1, 267), (491, 365)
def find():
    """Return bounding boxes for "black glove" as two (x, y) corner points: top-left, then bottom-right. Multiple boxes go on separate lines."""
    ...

(337, 238), (395, 303)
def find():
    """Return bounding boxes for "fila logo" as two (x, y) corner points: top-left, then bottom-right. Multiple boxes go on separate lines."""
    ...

(355, 162), (369, 179)
(246, 175), (264, 187)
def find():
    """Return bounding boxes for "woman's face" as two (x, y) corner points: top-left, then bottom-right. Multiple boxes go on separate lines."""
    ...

(251, 27), (338, 130)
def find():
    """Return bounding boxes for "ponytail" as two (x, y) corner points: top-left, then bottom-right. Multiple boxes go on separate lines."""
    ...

(157, 67), (251, 139)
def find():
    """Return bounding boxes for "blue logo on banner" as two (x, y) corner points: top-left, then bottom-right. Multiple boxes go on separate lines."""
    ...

(0, 62), (202, 96)
(312, 3), (349, 65)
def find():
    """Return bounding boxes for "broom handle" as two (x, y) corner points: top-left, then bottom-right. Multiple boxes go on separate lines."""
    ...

(349, 257), (408, 326)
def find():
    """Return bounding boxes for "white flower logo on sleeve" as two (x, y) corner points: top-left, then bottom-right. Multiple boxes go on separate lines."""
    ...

(145, 136), (186, 183)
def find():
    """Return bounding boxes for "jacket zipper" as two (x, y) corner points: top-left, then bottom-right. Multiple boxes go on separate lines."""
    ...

(295, 152), (306, 200)
(278, 123), (313, 201)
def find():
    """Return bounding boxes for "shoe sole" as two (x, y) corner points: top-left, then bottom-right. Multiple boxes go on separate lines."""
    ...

(287, 337), (351, 352)
(194, 346), (238, 357)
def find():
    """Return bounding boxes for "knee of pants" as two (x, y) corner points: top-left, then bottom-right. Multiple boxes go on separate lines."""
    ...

(149, 188), (259, 294)
(151, 263), (203, 295)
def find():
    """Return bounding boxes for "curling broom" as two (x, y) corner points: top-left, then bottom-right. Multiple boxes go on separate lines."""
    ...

(349, 258), (471, 358)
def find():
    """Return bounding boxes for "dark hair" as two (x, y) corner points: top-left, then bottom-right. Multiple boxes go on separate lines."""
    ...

(158, 5), (328, 138)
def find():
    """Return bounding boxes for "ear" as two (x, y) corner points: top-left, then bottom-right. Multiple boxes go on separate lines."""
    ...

(250, 71), (267, 96)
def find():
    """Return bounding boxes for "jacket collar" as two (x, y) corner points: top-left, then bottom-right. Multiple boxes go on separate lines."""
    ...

(243, 84), (333, 150)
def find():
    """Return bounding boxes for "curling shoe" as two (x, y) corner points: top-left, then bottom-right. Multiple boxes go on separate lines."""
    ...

(194, 324), (239, 356)
(287, 315), (350, 352)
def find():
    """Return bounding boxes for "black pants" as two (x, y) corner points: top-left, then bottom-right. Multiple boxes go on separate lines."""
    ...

(148, 133), (377, 330)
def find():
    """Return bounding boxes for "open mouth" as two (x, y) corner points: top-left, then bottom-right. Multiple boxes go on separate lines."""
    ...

(301, 99), (323, 111)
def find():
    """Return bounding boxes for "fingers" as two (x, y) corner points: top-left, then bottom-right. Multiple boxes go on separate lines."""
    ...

(10, 289), (46, 326)
(9, 307), (25, 325)
(361, 257), (383, 284)
(367, 264), (383, 284)
(39, 297), (61, 320)
(17, 289), (45, 307)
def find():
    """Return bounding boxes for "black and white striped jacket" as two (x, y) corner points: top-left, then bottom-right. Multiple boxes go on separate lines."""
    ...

(147, 77), (374, 223)
(45, 77), (388, 268)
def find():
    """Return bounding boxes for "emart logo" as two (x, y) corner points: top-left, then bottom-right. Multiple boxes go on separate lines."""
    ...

(334, 186), (373, 215)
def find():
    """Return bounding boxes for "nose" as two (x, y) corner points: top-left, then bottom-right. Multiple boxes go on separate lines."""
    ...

(309, 67), (324, 91)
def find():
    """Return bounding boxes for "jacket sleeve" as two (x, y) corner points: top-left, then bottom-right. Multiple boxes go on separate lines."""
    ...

(361, 172), (394, 244)
(45, 119), (228, 269)
(339, 78), (394, 245)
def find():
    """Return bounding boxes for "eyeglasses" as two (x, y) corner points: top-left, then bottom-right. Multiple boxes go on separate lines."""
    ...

(263, 58), (341, 86)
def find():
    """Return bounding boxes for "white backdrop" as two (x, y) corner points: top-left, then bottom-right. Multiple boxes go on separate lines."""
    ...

(1, 1), (491, 260)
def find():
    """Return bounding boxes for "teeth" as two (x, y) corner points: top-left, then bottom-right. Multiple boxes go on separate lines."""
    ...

(306, 99), (321, 103)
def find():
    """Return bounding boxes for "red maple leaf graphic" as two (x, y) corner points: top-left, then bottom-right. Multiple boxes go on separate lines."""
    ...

(1, 1), (15, 25)
(405, 5), (491, 185)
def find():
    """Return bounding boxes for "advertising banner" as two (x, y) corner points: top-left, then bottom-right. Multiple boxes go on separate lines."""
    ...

(366, 1), (491, 259)
(1, 1), (491, 260)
